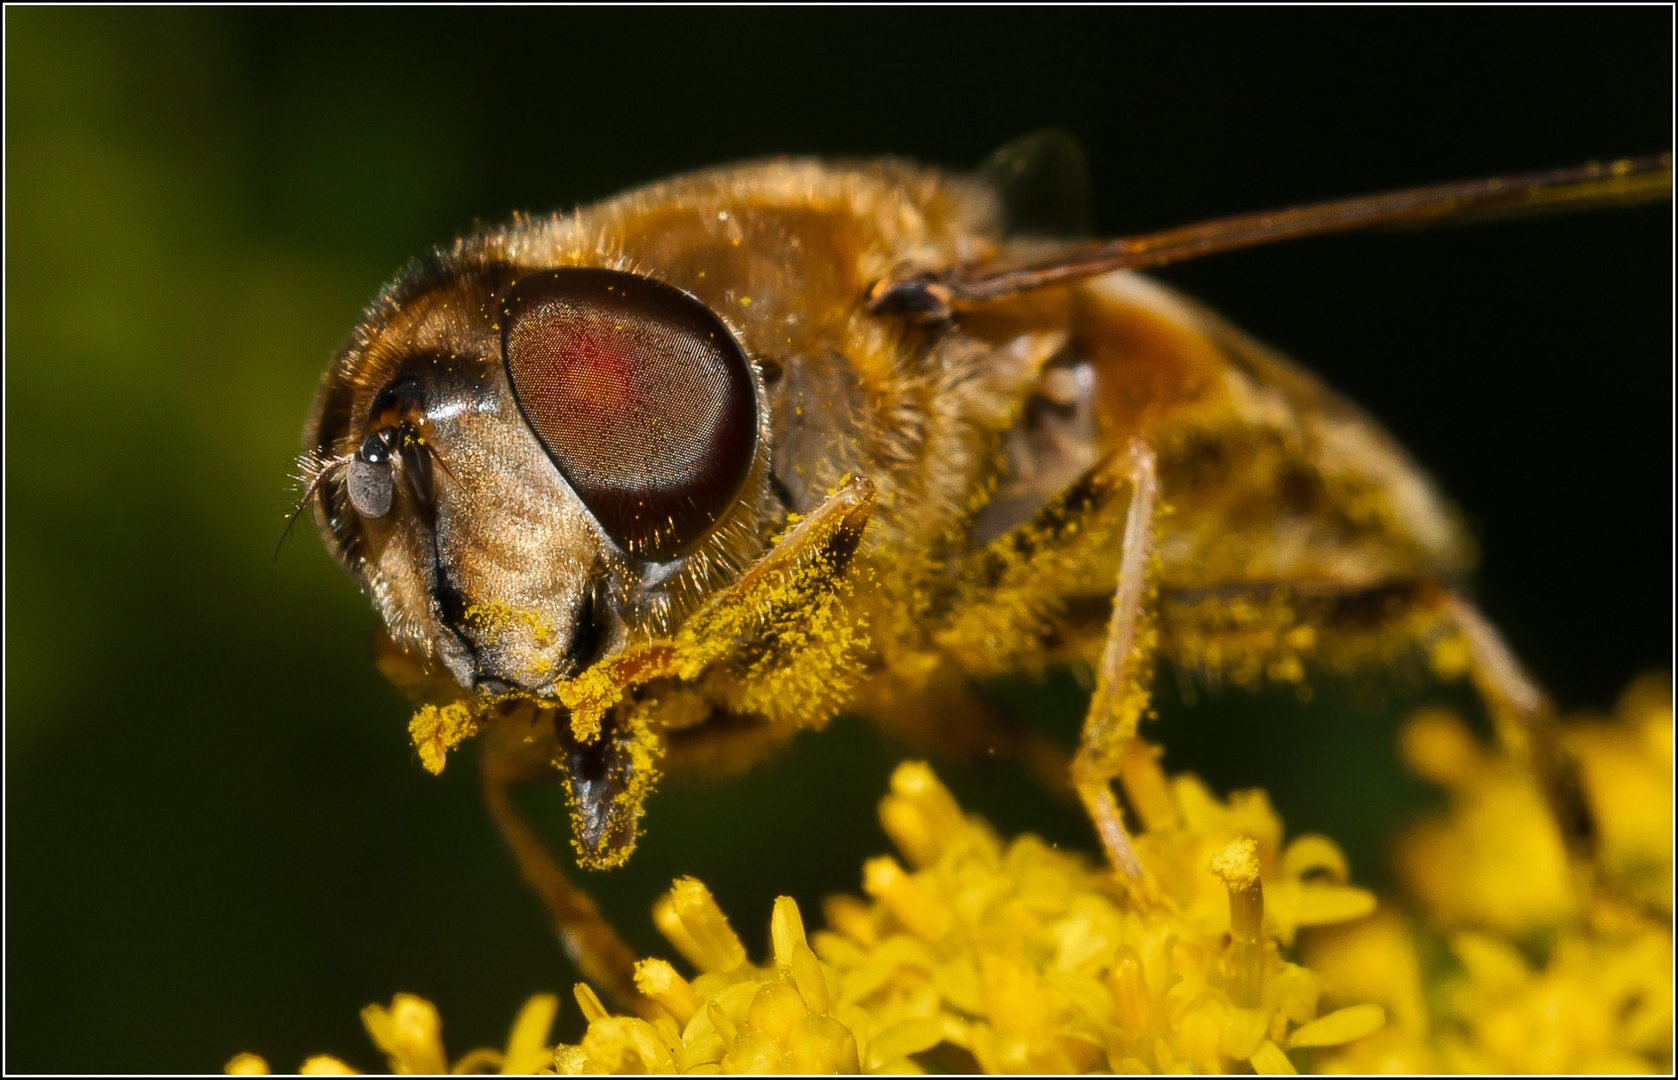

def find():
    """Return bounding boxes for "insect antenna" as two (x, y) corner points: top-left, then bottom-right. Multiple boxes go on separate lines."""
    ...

(275, 452), (348, 561)
(870, 153), (1672, 319)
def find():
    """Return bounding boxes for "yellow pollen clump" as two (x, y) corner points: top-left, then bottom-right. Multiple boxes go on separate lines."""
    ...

(406, 702), (479, 776)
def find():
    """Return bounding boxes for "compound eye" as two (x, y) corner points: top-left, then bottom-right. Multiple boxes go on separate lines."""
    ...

(500, 268), (757, 559)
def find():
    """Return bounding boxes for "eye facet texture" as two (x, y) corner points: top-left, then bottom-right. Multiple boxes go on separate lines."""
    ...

(501, 269), (756, 559)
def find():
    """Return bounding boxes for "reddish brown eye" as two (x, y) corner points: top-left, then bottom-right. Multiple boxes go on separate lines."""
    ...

(501, 268), (757, 560)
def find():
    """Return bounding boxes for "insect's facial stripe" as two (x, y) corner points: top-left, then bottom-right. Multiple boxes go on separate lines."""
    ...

(398, 438), (437, 518)
(560, 586), (618, 676)
(428, 550), (471, 642)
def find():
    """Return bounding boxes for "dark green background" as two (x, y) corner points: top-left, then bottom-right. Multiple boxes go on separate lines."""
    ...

(6, 7), (1669, 1073)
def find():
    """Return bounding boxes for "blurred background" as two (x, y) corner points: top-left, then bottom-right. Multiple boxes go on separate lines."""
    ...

(6, 7), (1669, 1072)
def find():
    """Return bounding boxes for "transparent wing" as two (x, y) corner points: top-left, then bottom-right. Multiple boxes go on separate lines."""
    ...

(981, 128), (1096, 240)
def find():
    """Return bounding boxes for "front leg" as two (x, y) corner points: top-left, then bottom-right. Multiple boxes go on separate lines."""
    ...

(525, 474), (878, 870)
(553, 474), (877, 742)
(471, 476), (879, 1010)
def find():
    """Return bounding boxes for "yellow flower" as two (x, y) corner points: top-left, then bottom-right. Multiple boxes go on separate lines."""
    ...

(1437, 918), (1672, 1074)
(1395, 704), (1580, 933)
(229, 992), (560, 1075)
(555, 885), (874, 1073)
(1304, 672), (1674, 1074)
(1123, 742), (1379, 947)
(237, 673), (1671, 1073)
(1306, 907), (1673, 1074)
(556, 757), (1382, 1074)
(1571, 673), (1673, 914)
(1396, 672), (1673, 935)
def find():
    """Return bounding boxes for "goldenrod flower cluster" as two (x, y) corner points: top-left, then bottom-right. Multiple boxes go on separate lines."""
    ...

(226, 993), (560, 1076)
(1306, 673), (1673, 1074)
(545, 755), (1386, 1074)
(231, 675), (1672, 1074)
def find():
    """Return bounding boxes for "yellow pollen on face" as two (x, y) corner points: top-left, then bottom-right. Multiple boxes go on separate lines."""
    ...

(407, 701), (479, 775)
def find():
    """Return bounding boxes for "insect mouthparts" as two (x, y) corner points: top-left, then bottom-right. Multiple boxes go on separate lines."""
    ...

(554, 708), (646, 869)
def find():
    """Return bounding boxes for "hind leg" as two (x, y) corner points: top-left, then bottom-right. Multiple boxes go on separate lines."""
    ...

(936, 437), (1593, 885)
(1156, 577), (1594, 863)
(1428, 590), (1592, 859)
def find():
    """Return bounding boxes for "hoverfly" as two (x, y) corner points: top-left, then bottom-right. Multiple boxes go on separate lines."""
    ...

(298, 136), (1670, 1006)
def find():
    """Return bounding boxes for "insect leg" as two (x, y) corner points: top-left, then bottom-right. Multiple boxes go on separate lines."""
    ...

(930, 439), (1162, 877)
(1154, 578), (1595, 865)
(479, 747), (649, 1015)
(558, 475), (878, 741)
(1071, 439), (1161, 882)
(1434, 591), (1595, 861)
